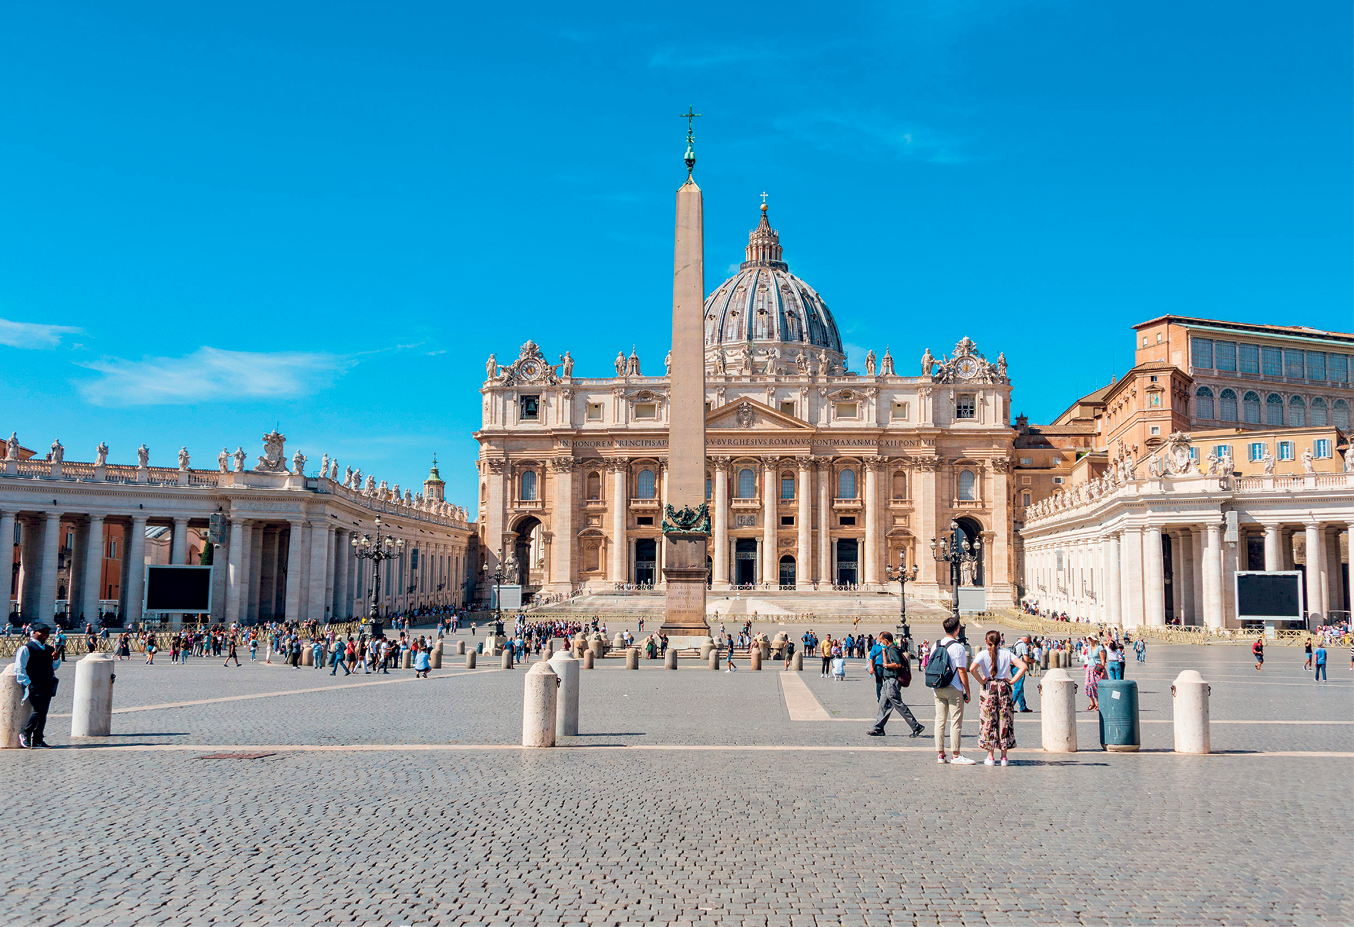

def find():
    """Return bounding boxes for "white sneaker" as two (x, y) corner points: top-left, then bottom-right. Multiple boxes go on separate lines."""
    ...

(950, 755), (977, 766)
(1000, 758), (1009, 767)
(937, 755), (948, 764)
(984, 757), (996, 766)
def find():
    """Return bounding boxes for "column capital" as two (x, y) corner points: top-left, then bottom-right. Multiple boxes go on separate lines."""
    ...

(862, 458), (887, 472)
(710, 456), (732, 472)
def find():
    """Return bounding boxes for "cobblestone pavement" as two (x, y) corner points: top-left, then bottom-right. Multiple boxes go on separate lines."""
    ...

(2, 622), (1349, 926)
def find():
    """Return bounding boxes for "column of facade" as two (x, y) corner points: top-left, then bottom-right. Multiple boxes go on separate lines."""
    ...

(79, 515), (104, 624)
(1189, 529), (1204, 626)
(1122, 526), (1144, 628)
(283, 521), (304, 620)
(862, 460), (881, 587)
(323, 526), (337, 618)
(1177, 530), (1195, 625)
(608, 461), (627, 584)
(258, 528), (278, 621)
(816, 460), (832, 586)
(761, 457), (777, 586)
(796, 458), (812, 589)
(1347, 523), (1354, 620)
(1304, 523), (1323, 623)
(1203, 522), (1224, 629)
(123, 515), (148, 624)
(225, 519), (246, 624)
(551, 459), (575, 591)
(247, 525), (264, 623)
(712, 459), (730, 590)
(1263, 524), (1281, 571)
(0, 510), (13, 621)
(1323, 527), (1339, 617)
(334, 530), (350, 619)
(1144, 524), (1165, 626)
(1168, 530), (1183, 622)
(165, 516), (192, 624)
(36, 511), (61, 624)
(1107, 532), (1122, 626)
(68, 519), (88, 624)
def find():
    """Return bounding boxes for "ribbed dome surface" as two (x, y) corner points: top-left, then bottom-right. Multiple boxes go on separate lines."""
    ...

(703, 206), (843, 356)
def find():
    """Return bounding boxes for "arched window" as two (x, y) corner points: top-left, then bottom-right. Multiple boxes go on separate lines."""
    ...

(1334, 399), (1350, 430)
(636, 469), (656, 499)
(1195, 386), (1214, 420)
(1242, 391), (1261, 424)
(1265, 393), (1284, 427)
(957, 470), (976, 501)
(586, 471), (601, 500)
(891, 470), (906, 500)
(737, 468), (756, 499)
(1310, 397), (1328, 427)
(1219, 389), (1238, 422)
(838, 469), (857, 499)
(520, 470), (537, 501)
(1289, 396), (1306, 427)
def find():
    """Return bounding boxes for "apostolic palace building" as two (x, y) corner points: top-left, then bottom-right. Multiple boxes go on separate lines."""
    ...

(476, 205), (1019, 608)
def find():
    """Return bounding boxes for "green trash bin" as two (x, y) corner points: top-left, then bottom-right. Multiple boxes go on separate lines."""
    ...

(476, 641), (484, 655)
(1097, 679), (1140, 752)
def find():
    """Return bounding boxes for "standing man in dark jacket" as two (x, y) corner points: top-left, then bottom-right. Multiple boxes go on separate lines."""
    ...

(14, 622), (58, 748)
(867, 632), (924, 738)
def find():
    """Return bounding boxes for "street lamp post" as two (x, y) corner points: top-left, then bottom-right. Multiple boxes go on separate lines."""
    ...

(885, 558), (919, 644)
(930, 520), (981, 628)
(481, 550), (506, 637)
(351, 515), (403, 638)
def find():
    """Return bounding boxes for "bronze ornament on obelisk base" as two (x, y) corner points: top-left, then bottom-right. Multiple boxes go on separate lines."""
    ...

(660, 109), (711, 644)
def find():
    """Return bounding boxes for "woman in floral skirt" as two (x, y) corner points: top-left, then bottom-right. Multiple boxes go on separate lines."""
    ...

(970, 630), (1026, 766)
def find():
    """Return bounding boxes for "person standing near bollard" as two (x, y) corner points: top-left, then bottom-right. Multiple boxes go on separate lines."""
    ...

(1011, 636), (1032, 712)
(14, 623), (58, 749)
(970, 630), (1025, 767)
(926, 616), (974, 765)
(867, 632), (923, 739)
(1313, 642), (1327, 682)
(1303, 638), (1313, 670)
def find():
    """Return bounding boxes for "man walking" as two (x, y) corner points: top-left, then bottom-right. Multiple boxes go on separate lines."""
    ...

(1314, 642), (1327, 682)
(927, 615), (975, 765)
(868, 636), (886, 701)
(14, 623), (58, 749)
(867, 632), (924, 738)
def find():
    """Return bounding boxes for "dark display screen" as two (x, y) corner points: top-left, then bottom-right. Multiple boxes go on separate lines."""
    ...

(144, 566), (213, 612)
(1236, 573), (1302, 621)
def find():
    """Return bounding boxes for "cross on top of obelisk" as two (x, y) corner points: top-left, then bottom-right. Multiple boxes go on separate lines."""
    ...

(681, 106), (701, 177)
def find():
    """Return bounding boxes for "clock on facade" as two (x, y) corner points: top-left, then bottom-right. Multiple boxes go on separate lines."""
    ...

(956, 356), (980, 380)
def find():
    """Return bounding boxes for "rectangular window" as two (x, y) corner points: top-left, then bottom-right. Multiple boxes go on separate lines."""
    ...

(65, 530), (74, 549)
(1213, 445), (1231, 460)
(634, 403), (657, 419)
(956, 395), (976, 419)
(586, 402), (603, 422)
(835, 402), (858, 419)
(780, 476), (795, 500)
(1278, 442), (1294, 461)
(1248, 442), (1266, 462)
(1189, 447), (1198, 460)
(1238, 342), (1260, 374)
(1314, 439), (1331, 459)
(1052, 476), (1064, 485)
(780, 515), (795, 527)
(1191, 338), (1214, 369)
(1328, 354), (1349, 383)
(838, 516), (856, 526)
(891, 401), (908, 421)
(108, 539), (118, 559)
(1150, 425), (1160, 435)
(1261, 346), (1282, 376)
(1284, 349), (1305, 379)
(1019, 457), (1032, 465)
(1214, 341), (1236, 372)
(1306, 352), (1326, 381)
(1021, 492), (1031, 506)
(519, 395), (540, 421)
(1021, 476), (1031, 485)
(636, 516), (653, 527)
(779, 401), (796, 417)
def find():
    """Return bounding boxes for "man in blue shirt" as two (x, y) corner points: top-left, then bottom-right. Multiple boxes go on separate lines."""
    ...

(13, 623), (58, 749)
(868, 638), (886, 701)
(1314, 644), (1327, 682)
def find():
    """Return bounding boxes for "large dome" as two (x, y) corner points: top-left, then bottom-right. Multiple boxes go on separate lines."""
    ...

(703, 205), (844, 360)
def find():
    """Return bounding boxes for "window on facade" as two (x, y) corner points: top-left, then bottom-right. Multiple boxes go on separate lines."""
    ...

(956, 395), (976, 419)
(585, 545), (600, 571)
(836, 402), (858, 419)
(1334, 399), (1350, 430)
(1310, 397), (1328, 426)
(636, 469), (656, 499)
(1289, 396), (1306, 427)
(1195, 387), (1214, 419)
(1213, 445), (1231, 460)
(64, 529), (74, 550)
(780, 474), (795, 500)
(520, 470), (537, 501)
(1188, 447), (1198, 460)
(1150, 425), (1161, 435)
(838, 469), (857, 499)
(586, 471), (601, 500)
(586, 402), (603, 421)
(1192, 338), (1214, 368)
(1248, 442), (1266, 462)
(1329, 354), (1349, 383)
(737, 468), (756, 499)
(1022, 492), (1031, 507)
(891, 471), (906, 499)
(839, 516), (856, 526)
(1284, 350), (1305, 379)
(957, 470), (977, 501)
(1020, 475), (1031, 485)
(519, 395), (540, 421)
(108, 538), (118, 559)
(1219, 389), (1238, 422)
(1215, 341), (1236, 372)
(1307, 352), (1326, 381)
(1053, 476), (1065, 484)
(891, 401), (908, 421)
(779, 401), (796, 417)
(1314, 439), (1332, 459)
(1019, 457), (1032, 465)
(780, 515), (795, 526)
(1265, 393), (1284, 426)
(1242, 391), (1261, 424)
(1278, 441), (1294, 461)
(1262, 346), (1282, 377)
(1238, 342), (1260, 374)
(705, 476), (711, 500)
(634, 403), (657, 420)
(636, 516), (653, 526)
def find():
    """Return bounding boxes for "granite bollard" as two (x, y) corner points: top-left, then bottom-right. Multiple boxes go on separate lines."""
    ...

(402, 650), (413, 670)
(456, 640), (466, 655)
(430, 642), (442, 670)
(522, 662), (559, 748)
(1172, 670), (1211, 754)
(792, 651), (803, 672)
(465, 651), (476, 670)
(583, 650), (594, 670)
(625, 647), (638, 670)
(750, 648), (762, 671)
(1038, 668), (1078, 753)
(665, 648), (678, 670)
(0, 666), (32, 749)
(547, 651), (579, 737)
(709, 649), (720, 671)
(70, 653), (115, 737)
(502, 649), (514, 670)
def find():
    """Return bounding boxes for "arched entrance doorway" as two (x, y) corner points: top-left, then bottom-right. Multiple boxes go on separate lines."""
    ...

(835, 539), (859, 586)
(953, 517), (984, 587)
(778, 555), (796, 588)
(511, 515), (543, 590)
(634, 538), (657, 586)
(734, 538), (757, 586)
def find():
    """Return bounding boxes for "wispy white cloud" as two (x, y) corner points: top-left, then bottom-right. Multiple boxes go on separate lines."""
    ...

(0, 318), (83, 349)
(77, 347), (355, 406)
(773, 112), (974, 164)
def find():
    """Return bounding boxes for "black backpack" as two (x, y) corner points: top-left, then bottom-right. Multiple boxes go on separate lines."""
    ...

(925, 640), (955, 689)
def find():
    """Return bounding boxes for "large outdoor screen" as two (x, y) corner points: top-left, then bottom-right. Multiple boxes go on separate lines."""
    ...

(1235, 571), (1303, 623)
(144, 565), (213, 612)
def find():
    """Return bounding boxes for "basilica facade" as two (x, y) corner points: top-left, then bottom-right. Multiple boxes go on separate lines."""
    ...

(475, 206), (1017, 607)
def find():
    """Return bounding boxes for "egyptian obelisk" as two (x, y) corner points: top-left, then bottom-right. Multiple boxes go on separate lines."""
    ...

(660, 110), (711, 641)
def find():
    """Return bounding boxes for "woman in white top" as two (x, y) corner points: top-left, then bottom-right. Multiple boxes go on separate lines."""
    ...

(969, 630), (1028, 766)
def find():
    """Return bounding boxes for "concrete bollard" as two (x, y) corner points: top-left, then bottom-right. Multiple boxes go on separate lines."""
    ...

(750, 648), (762, 671)
(465, 651), (476, 669)
(665, 648), (678, 670)
(700, 640), (713, 660)
(71, 653), (116, 737)
(430, 643), (442, 670)
(625, 647), (638, 670)
(0, 665), (33, 748)
(589, 639), (604, 660)
(612, 633), (625, 651)
(301, 646), (314, 667)
(548, 651), (579, 737)
(759, 639), (770, 660)
(583, 650), (594, 670)
(792, 651), (803, 672)
(402, 650), (413, 670)
(502, 649), (514, 670)
(1038, 668), (1078, 753)
(457, 640), (466, 655)
(1172, 670), (1211, 754)
(522, 662), (559, 747)
(709, 649), (720, 671)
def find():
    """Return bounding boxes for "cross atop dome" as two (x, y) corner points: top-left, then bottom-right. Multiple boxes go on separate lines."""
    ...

(742, 198), (786, 270)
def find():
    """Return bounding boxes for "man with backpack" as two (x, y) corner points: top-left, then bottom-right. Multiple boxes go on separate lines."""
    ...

(926, 615), (975, 765)
(867, 632), (924, 738)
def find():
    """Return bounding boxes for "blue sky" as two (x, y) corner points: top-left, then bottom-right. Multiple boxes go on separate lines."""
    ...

(2, 1), (1349, 508)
